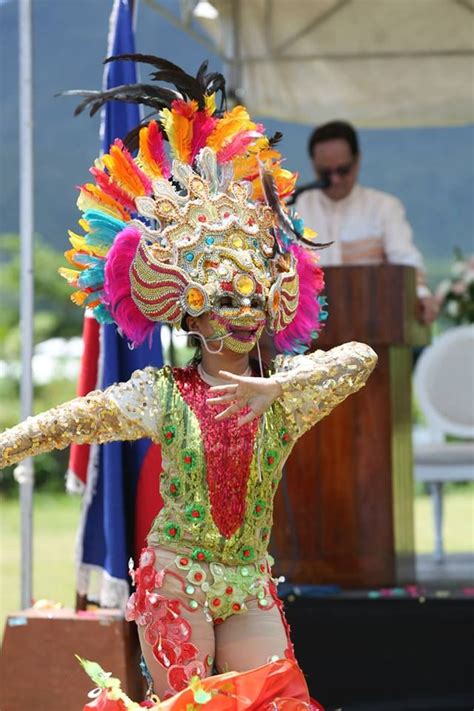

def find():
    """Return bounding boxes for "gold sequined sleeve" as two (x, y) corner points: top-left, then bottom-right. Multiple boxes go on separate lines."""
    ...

(0, 367), (161, 469)
(272, 342), (377, 438)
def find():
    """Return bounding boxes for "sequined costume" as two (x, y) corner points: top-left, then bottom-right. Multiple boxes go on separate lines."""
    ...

(0, 344), (376, 694)
(1, 56), (379, 706)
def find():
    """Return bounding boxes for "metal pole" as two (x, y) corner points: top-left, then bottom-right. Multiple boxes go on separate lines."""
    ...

(221, 0), (241, 107)
(16, 0), (35, 610)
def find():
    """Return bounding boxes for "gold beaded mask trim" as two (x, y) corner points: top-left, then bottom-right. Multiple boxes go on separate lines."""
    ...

(129, 149), (299, 330)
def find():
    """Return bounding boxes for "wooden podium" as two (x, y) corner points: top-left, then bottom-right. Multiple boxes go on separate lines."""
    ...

(271, 265), (430, 588)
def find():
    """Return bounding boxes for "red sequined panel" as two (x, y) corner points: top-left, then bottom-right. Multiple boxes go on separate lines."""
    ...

(173, 367), (259, 538)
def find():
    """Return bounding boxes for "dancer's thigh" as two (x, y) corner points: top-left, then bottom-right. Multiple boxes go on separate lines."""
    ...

(132, 548), (215, 697)
(138, 601), (215, 697)
(214, 597), (290, 673)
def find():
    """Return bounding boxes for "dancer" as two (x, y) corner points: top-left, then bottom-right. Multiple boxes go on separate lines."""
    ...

(0, 57), (377, 704)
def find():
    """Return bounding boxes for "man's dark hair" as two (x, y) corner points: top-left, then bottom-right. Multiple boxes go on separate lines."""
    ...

(308, 120), (359, 159)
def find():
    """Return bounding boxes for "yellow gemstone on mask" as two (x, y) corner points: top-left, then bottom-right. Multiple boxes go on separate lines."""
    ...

(235, 274), (254, 296)
(186, 287), (205, 310)
(231, 235), (244, 248)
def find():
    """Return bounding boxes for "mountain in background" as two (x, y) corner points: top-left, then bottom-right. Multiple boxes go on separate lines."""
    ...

(1, 0), (472, 287)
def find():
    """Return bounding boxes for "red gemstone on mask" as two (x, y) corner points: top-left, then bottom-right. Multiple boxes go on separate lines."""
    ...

(256, 505), (262, 513)
(268, 456), (275, 465)
(192, 510), (200, 518)
(243, 550), (250, 558)
(225, 586), (233, 595)
(184, 455), (192, 464)
(169, 528), (176, 537)
(197, 553), (205, 561)
(170, 484), (177, 493)
(198, 215), (207, 222)
(194, 572), (203, 581)
(232, 603), (241, 611)
(165, 432), (173, 440)
(212, 598), (221, 607)
(179, 557), (189, 566)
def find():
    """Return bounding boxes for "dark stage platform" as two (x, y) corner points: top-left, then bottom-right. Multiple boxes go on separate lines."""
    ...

(282, 589), (474, 711)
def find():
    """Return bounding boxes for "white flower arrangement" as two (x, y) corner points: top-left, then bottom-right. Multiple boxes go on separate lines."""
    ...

(436, 249), (474, 325)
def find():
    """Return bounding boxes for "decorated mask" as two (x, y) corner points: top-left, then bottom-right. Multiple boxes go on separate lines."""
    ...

(60, 55), (327, 355)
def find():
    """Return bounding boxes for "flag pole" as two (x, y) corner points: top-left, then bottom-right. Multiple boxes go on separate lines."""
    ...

(16, 0), (35, 609)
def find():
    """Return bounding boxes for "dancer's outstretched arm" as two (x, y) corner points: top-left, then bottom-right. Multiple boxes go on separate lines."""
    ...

(0, 367), (160, 469)
(207, 341), (377, 436)
(272, 341), (377, 437)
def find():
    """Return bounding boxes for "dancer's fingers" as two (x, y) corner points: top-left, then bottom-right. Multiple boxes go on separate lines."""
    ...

(237, 408), (259, 427)
(214, 403), (241, 420)
(207, 393), (238, 405)
(208, 383), (239, 394)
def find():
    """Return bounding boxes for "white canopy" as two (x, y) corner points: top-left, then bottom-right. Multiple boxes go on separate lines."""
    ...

(194, 0), (474, 127)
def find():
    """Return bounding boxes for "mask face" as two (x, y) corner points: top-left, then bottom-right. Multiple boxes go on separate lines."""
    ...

(206, 267), (266, 353)
(208, 309), (266, 353)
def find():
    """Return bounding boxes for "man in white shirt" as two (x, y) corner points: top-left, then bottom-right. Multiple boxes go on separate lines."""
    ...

(294, 121), (438, 325)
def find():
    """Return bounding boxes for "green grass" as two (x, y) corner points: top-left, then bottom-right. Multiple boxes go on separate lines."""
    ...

(414, 484), (474, 554)
(0, 493), (81, 628)
(1, 487), (473, 637)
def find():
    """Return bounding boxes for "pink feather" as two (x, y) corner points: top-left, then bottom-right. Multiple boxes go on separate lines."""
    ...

(103, 226), (156, 346)
(274, 244), (325, 354)
(190, 111), (218, 162)
(216, 129), (263, 164)
(147, 120), (171, 178)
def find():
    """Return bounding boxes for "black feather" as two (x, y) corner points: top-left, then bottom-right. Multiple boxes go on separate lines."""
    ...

(104, 54), (184, 74)
(268, 131), (283, 146)
(62, 53), (227, 147)
(195, 60), (209, 88)
(261, 166), (301, 239)
(148, 70), (205, 106)
(122, 121), (149, 153)
(260, 164), (331, 250)
(61, 84), (182, 117)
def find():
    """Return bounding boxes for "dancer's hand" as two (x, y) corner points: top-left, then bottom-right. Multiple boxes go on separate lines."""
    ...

(207, 371), (282, 427)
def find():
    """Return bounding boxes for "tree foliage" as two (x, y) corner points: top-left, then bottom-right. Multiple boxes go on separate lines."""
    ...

(0, 233), (83, 360)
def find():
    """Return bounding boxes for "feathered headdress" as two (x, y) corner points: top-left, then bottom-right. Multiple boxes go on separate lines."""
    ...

(60, 55), (327, 353)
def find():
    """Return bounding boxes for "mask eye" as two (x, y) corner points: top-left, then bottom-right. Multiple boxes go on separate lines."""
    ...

(251, 296), (262, 309)
(218, 295), (234, 308)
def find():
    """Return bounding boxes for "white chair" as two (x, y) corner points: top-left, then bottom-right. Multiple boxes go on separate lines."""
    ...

(413, 324), (474, 563)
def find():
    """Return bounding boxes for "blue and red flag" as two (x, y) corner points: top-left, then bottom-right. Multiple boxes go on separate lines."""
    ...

(68, 0), (163, 609)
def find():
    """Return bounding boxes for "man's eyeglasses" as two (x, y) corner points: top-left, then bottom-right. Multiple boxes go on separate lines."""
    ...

(316, 161), (354, 182)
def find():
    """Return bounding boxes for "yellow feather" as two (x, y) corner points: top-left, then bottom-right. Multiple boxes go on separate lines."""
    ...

(67, 232), (108, 257)
(137, 124), (163, 179)
(102, 146), (146, 198)
(58, 267), (80, 283)
(171, 112), (193, 162)
(207, 106), (257, 153)
(77, 184), (130, 221)
(71, 290), (89, 306)
(303, 227), (319, 240)
(160, 105), (194, 162)
(204, 93), (216, 115)
(68, 231), (87, 250)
